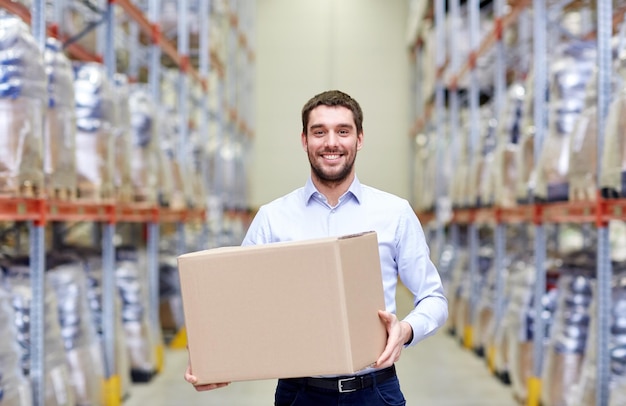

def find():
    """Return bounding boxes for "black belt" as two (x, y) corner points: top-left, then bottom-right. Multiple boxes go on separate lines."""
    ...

(282, 365), (397, 393)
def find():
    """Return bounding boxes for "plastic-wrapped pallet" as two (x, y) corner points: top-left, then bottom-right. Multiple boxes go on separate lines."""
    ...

(0, 281), (32, 405)
(475, 251), (510, 358)
(504, 256), (559, 404)
(128, 85), (159, 203)
(82, 254), (132, 401)
(541, 264), (594, 406)
(566, 264), (626, 406)
(115, 246), (159, 382)
(566, 55), (610, 202)
(492, 82), (526, 208)
(2, 262), (75, 406)
(600, 39), (626, 199)
(454, 246), (493, 347)
(436, 238), (462, 291)
(534, 41), (596, 202)
(73, 62), (115, 201)
(189, 130), (208, 209)
(470, 246), (495, 356)
(412, 129), (437, 213)
(156, 106), (183, 209)
(469, 106), (498, 207)
(444, 248), (469, 337)
(47, 261), (105, 406)
(515, 70), (538, 203)
(112, 74), (134, 203)
(502, 256), (535, 399)
(489, 260), (513, 382)
(159, 254), (185, 332)
(43, 37), (77, 200)
(161, 69), (195, 209)
(450, 110), (471, 208)
(0, 12), (46, 197)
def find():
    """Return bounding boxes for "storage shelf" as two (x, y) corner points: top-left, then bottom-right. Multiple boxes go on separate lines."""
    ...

(0, 197), (206, 224)
(410, 0), (531, 135)
(0, 0), (101, 62)
(421, 198), (626, 225)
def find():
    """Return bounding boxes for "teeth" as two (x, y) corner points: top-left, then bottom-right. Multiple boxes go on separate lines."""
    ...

(324, 154), (340, 159)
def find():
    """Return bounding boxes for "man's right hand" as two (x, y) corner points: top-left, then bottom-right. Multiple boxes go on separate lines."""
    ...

(184, 363), (231, 391)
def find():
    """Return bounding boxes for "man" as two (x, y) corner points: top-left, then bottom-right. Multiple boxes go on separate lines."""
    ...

(185, 90), (448, 405)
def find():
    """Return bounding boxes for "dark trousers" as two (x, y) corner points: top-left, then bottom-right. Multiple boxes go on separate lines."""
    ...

(274, 374), (406, 406)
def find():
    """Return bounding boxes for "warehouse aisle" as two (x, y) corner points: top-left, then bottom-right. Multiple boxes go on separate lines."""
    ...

(123, 285), (517, 405)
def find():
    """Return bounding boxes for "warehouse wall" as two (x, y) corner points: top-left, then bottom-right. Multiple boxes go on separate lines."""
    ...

(252, 0), (411, 208)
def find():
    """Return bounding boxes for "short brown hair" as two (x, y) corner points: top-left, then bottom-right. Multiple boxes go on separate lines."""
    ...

(301, 90), (363, 134)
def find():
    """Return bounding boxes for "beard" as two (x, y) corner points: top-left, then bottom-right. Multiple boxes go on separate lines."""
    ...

(307, 148), (356, 185)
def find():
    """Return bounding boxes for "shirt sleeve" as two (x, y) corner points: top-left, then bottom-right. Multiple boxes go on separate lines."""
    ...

(241, 206), (271, 246)
(396, 203), (448, 347)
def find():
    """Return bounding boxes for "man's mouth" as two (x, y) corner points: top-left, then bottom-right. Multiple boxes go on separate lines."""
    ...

(322, 153), (342, 160)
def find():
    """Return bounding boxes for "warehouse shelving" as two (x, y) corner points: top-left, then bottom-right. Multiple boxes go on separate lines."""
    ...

(410, 1), (620, 405)
(0, 1), (254, 405)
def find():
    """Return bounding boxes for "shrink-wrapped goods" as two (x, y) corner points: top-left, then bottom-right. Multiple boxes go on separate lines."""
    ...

(488, 263), (512, 382)
(568, 103), (597, 201)
(129, 85), (159, 203)
(2, 263), (75, 406)
(478, 113), (498, 207)
(445, 249), (468, 337)
(534, 42), (596, 202)
(82, 255), (132, 400)
(47, 261), (105, 406)
(73, 62), (115, 201)
(515, 70), (538, 202)
(475, 251), (512, 358)
(159, 254), (185, 332)
(492, 83), (526, 208)
(112, 74), (134, 203)
(567, 265), (626, 406)
(115, 247), (160, 382)
(0, 281), (32, 406)
(152, 107), (175, 208)
(437, 237), (462, 291)
(161, 70), (192, 209)
(450, 110), (470, 208)
(189, 132), (208, 209)
(600, 43), (626, 198)
(0, 12), (46, 197)
(468, 106), (497, 207)
(541, 267), (594, 406)
(450, 245), (492, 347)
(413, 130), (437, 213)
(43, 37), (77, 200)
(504, 256), (559, 404)
(158, 107), (185, 209)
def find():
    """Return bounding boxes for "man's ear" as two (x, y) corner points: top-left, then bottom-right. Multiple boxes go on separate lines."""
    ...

(301, 132), (308, 151)
(357, 132), (364, 150)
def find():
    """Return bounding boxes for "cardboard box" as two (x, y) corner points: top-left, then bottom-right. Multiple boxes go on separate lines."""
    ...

(177, 231), (387, 385)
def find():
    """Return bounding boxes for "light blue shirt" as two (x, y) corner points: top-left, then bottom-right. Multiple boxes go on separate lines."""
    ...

(241, 176), (448, 347)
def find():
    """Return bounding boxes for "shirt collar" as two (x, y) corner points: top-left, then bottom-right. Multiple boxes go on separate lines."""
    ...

(304, 176), (363, 205)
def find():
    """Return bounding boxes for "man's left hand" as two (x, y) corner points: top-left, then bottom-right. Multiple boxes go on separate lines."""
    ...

(375, 310), (413, 369)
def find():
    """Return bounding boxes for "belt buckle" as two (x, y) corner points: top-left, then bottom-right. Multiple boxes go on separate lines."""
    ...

(338, 376), (357, 393)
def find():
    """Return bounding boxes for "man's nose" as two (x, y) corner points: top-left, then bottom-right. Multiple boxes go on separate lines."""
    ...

(325, 131), (339, 147)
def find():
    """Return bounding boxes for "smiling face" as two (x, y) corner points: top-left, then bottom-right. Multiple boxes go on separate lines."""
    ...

(302, 105), (363, 189)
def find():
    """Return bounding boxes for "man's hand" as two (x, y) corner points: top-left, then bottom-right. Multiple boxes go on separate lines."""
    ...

(184, 361), (230, 391)
(375, 310), (413, 369)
